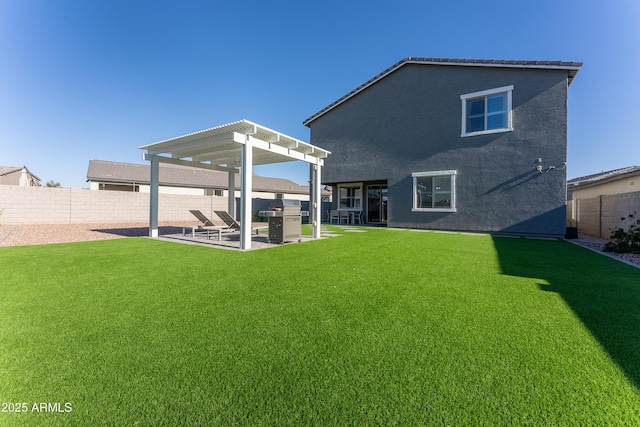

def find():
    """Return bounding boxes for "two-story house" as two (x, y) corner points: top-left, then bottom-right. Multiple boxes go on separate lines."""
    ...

(304, 57), (582, 237)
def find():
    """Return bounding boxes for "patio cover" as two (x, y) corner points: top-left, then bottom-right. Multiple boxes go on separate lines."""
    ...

(139, 120), (330, 250)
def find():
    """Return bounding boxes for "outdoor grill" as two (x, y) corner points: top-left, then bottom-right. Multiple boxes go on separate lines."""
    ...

(259, 199), (304, 244)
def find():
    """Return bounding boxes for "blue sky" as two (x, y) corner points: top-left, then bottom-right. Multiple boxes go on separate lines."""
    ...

(1, 0), (639, 188)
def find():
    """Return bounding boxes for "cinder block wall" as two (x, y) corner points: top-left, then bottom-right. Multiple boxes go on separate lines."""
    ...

(0, 185), (229, 224)
(567, 191), (640, 238)
(577, 197), (602, 238)
(602, 192), (640, 234)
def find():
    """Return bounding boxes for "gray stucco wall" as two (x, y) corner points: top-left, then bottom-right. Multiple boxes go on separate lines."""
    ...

(309, 64), (571, 236)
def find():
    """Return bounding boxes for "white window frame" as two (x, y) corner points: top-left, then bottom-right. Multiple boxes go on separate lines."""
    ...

(412, 170), (457, 213)
(337, 183), (362, 210)
(460, 85), (513, 137)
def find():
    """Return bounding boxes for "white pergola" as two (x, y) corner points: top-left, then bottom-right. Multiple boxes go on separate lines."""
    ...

(139, 119), (330, 250)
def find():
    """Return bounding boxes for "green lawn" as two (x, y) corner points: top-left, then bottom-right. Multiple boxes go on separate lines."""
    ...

(1, 227), (639, 426)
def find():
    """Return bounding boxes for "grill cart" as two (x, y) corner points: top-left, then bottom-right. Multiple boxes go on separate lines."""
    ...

(259, 199), (305, 244)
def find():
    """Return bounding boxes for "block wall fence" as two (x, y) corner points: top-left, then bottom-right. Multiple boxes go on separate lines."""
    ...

(0, 185), (229, 224)
(567, 190), (640, 239)
(13, 184), (639, 235)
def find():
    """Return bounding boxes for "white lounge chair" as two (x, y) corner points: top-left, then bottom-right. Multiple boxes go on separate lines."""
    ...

(214, 211), (268, 235)
(186, 210), (237, 239)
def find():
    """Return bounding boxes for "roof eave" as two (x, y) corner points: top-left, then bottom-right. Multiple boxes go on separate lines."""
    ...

(568, 168), (640, 190)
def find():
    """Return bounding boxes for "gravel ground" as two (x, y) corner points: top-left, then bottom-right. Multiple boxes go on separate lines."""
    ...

(0, 222), (194, 247)
(0, 221), (271, 248)
(567, 236), (640, 268)
(1, 224), (639, 268)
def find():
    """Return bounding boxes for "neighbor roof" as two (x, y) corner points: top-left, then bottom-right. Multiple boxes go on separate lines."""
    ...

(567, 166), (640, 190)
(0, 166), (22, 176)
(0, 165), (41, 180)
(87, 159), (317, 194)
(303, 57), (583, 126)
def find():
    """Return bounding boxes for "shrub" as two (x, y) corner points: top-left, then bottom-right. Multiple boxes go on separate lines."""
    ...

(603, 218), (640, 254)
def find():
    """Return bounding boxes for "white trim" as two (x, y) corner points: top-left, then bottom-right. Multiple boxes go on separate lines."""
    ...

(412, 170), (458, 178)
(460, 85), (514, 101)
(412, 170), (457, 213)
(461, 86), (513, 137)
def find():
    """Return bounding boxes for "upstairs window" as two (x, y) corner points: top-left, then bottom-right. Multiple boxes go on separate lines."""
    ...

(461, 85), (513, 137)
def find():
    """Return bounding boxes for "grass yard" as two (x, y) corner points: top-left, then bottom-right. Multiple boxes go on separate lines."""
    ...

(1, 227), (639, 426)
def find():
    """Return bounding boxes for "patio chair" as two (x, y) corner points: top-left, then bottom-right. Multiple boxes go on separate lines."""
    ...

(339, 210), (350, 224)
(187, 210), (237, 239)
(352, 210), (362, 224)
(214, 211), (267, 235)
(189, 210), (217, 227)
(329, 209), (340, 224)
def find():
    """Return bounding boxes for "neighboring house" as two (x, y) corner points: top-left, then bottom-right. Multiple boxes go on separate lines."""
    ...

(567, 166), (640, 238)
(86, 159), (330, 201)
(0, 166), (41, 187)
(567, 166), (640, 200)
(304, 57), (582, 237)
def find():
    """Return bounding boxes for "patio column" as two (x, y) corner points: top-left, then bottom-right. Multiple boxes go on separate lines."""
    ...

(227, 170), (235, 217)
(149, 155), (159, 237)
(240, 135), (253, 250)
(312, 159), (322, 239)
(309, 164), (315, 225)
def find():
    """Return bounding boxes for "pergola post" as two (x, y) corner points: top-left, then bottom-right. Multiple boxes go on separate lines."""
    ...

(309, 164), (315, 225)
(240, 135), (253, 250)
(227, 170), (236, 217)
(149, 155), (159, 237)
(312, 159), (322, 239)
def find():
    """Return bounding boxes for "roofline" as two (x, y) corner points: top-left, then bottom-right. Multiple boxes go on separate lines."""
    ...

(0, 165), (41, 181)
(567, 166), (640, 190)
(303, 57), (583, 126)
(0, 167), (22, 176)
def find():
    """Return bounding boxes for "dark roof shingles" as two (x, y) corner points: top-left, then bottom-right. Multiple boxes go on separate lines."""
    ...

(568, 166), (640, 187)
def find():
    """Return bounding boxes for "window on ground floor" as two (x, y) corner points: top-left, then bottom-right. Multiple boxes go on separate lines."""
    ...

(412, 170), (456, 212)
(338, 184), (362, 209)
(99, 183), (139, 192)
(205, 189), (224, 196)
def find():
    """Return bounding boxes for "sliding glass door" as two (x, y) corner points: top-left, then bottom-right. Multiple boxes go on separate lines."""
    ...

(366, 185), (387, 224)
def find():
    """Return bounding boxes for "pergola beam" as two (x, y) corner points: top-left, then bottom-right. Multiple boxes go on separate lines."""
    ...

(248, 136), (326, 164)
(142, 132), (235, 156)
(142, 153), (236, 173)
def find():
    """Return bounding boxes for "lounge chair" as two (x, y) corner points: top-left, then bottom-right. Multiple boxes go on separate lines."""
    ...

(214, 211), (267, 235)
(186, 210), (237, 239)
